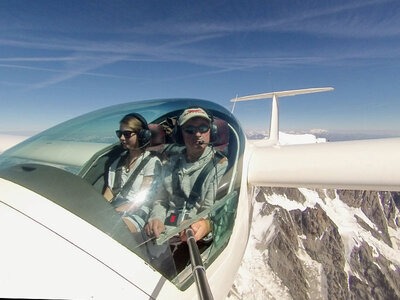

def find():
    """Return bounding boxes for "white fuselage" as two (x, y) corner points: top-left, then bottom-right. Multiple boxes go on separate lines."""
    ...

(0, 141), (254, 299)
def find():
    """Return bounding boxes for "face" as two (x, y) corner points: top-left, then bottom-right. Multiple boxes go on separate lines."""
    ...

(118, 124), (139, 150)
(182, 117), (210, 156)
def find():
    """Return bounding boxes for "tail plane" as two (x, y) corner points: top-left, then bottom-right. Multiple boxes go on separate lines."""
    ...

(231, 87), (334, 145)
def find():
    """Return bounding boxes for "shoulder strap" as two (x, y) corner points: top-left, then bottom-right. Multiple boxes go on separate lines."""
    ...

(171, 156), (186, 199)
(111, 153), (128, 196)
(112, 154), (153, 203)
(186, 151), (226, 210)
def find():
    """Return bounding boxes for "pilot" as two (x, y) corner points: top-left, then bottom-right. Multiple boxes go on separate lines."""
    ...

(103, 113), (162, 232)
(145, 107), (228, 243)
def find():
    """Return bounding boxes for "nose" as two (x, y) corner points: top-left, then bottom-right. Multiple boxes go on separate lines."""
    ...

(195, 131), (202, 137)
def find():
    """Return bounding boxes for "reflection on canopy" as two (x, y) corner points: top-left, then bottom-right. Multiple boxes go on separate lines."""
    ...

(0, 98), (245, 289)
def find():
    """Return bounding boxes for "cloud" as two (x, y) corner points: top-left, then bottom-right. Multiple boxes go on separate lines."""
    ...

(120, 0), (399, 39)
(310, 129), (329, 134)
(0, 61), (143, 86)
(0, 79), (31, 88)
(27, 54), (126, 90)
(0, 0), (398, 88)
(0, 57), (78, 62)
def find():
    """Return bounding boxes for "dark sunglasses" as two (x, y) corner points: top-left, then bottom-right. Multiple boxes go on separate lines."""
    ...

(182, 124), (210, 135)
(115, 130), (135, 138)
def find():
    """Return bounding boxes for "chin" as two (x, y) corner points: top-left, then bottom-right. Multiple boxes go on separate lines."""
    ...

(195, 144), (207, 152)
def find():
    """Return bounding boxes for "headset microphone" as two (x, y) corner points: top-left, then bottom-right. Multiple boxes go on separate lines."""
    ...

(120, 140), (150, 149)
(198, 141), (213, 145)
(137, 141), (150, 149)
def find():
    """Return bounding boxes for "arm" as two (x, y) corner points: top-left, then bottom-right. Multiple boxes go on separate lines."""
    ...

(145, 159), (174, 237)
(145, 187), (169, 237)
(114, 176), (154, 212)
(120, 156), (163, 233)
(103, 187), (114, 202)
(144, 183), (169, 238)
(140, 176), (154, 191)
(120, 175), (157, 233)
(115, 155), (161, 212)
(180, 158), (228, 241)
(196, 157), (228, 214)
(103, 157), (119, 202)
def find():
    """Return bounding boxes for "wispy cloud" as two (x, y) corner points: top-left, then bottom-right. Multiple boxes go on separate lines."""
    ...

(26, 54), (129, 89)
(0, 80), (31, 88)
(121, 0), (399, 39)
(0, 56), (78, 62)
(276, 1), (400, 39)
(0, 0), (398, 89)
(0, 61), (144, 80)
(0, 34), (397, 90)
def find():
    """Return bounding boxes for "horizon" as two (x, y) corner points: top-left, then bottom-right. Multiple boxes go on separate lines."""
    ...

(1, 1), (400, 136)
(1, 127), (399, 144)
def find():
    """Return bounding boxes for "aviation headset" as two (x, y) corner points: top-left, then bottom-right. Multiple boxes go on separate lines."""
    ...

(122, 112), (152, 148)
(172, 107), (218, 145)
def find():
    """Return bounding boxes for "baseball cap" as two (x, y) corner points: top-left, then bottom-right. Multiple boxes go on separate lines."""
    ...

(178, 107), (211, 126)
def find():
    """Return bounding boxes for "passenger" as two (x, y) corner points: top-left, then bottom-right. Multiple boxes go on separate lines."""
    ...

(103, 113), (162, 232)
(145, 107), (228, 242)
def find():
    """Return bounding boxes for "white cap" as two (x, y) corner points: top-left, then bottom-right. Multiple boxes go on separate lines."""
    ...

(178, 107), (211, 126)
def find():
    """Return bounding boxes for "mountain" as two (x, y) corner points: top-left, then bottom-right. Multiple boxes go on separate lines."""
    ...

(228, 135), (400, 300)
(246, 130), (269, 140)
(245, 129), (400, 142)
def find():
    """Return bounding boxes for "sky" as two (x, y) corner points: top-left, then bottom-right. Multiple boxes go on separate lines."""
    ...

(0, 0), (399, 138)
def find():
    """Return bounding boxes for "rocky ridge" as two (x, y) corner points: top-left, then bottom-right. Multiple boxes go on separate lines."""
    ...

(229, 188), (400, 300)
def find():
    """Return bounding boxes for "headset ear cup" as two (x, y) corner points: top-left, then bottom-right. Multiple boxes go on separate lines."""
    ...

(138, 129), (152, 147)
(210, 123), (218, 143)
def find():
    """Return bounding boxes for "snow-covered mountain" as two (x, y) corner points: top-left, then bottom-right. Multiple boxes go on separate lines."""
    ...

(228, 133), (400, 300)
(229, 188), (400, 299)
(278, 132), (326, 145)
(246, 131), (326, 144)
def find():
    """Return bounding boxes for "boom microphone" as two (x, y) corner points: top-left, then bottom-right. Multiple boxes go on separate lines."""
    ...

(198, 141), (213, 145)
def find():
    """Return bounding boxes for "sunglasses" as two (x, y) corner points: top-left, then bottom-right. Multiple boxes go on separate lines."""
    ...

(115, 130), (136, 138)
(182, 124), (210, 135)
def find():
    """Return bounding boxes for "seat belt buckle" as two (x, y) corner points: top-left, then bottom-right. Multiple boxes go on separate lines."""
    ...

(165, 213), (179, 226)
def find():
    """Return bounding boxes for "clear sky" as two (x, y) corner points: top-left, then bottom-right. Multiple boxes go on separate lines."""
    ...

(0, 0), (399, 137)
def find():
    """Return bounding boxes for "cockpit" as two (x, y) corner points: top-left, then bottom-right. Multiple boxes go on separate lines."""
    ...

(0, 98), (245, 289)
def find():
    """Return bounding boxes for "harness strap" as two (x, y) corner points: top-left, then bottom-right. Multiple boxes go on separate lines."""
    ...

(186, 151), (225, 210)
(111, 153), (152, 203)
(171, 151), (226, 210)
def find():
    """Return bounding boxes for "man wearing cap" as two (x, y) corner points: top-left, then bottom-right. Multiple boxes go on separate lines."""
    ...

(144, 107), (228, 242)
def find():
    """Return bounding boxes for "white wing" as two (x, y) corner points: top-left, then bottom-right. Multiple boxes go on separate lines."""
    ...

(247, 138), (400, 191)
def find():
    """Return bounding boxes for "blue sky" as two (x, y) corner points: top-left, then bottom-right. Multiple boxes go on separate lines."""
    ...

(0, 0), (399, 137)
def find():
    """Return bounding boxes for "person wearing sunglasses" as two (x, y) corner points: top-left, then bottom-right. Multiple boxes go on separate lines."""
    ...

(144, 107), (228, 255)
(103, 113), (162, 233)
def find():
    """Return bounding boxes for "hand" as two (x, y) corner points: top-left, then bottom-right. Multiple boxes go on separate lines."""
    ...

(180, 219), (211, 242)
(145, 219), (165, 238)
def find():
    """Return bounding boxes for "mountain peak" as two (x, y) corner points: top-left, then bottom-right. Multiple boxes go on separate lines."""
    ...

(229, 187), (400, 299)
